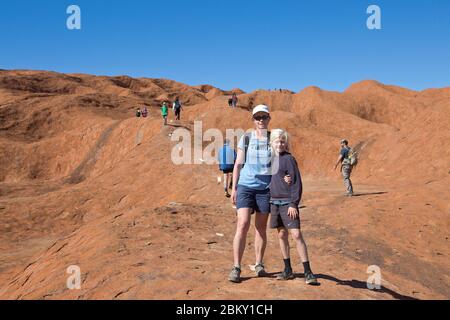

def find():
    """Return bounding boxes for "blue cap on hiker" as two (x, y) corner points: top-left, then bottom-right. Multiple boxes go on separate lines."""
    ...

(252, 104), (270, 116)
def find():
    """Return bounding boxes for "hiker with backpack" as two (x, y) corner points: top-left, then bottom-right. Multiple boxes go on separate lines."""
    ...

(333, 139), (356, 196)
(161, 102), (168, 125)
(218, 139), (237, 198)
(228, 104), (291, 283)
(135, 108), (141, 118)
(269, 129), (318, 285)
(231, 93), (238, 108)
(173, 97), (182, 120)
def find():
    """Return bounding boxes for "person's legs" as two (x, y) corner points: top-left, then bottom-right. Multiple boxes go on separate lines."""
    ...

(278, 227), (290, 259)
(254, 212), (269, 265)
(232, 208), (252, 268)
(342, 165), (353, 194)
(223, 173), (231, 197)
(290, 228), (318, 284)
(276, 227), (295, 280)
(223, 173), (229, 191)
(253, 189), (270, 275)
(290, 228), (309, 263)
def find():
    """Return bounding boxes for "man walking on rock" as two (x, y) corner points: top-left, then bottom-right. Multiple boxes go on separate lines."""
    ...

(333, 139), (354, 196)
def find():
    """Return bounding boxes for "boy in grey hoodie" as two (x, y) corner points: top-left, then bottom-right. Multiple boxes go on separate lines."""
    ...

(269, 129), (318, 285)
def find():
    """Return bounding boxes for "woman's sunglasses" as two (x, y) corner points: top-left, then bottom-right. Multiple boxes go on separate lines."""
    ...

(253, 115), (270, 121)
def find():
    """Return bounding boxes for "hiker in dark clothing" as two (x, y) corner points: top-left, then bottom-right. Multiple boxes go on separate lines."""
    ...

(136, 108), (141, 117)
(231, 93), (238, 108)
(173, 98), (182, 120)
(269, 129), (318, 285)
(228, 98), (233, 107)
(141, 107), (148, 118)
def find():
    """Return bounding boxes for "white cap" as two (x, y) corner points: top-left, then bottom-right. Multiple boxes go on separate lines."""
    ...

(252, 104), (270, 115)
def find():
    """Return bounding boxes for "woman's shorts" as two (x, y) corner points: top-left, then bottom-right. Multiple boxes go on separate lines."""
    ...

(236, 185), (270, 214)
(270, 203), (300, 229)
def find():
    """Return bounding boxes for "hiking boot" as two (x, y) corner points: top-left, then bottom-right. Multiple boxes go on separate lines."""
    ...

(304, 272), (319, 285)
(225, 191), (231, 198)
(276, 270), (295, 280)
(254, 263), (267, 277)
(228, 267), (241, 283)
(344, 192), (354, 196)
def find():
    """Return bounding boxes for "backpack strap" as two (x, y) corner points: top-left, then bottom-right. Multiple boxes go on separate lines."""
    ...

(243, 131), (271, 166)
(243, 133), (251, 165)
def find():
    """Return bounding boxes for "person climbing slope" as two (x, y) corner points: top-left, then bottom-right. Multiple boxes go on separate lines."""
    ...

(173, 97), (182, 121)
(161, 102), (168, 125)
(218, 139), (236, 198)
(231, 93), (238, 108)
(141, 106), (148, 118)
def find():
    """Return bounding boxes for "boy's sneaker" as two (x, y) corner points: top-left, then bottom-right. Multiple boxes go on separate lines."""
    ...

(225, 191), (231, 198)
(228, 267), (241, 283)
(304, 272), (319, 285)
(254, 263), (267, 277)
(276, 270), (295, 280)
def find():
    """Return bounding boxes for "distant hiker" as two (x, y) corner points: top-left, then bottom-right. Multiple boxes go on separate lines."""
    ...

(228, 98), (233, 107)
(218, 139), (237, 198)
(231, 93), (238, 108)
(228, 104), (291, 283)
(269, 129), (318, 285)
(173, 98), (182, 120)
(136, 108), (141, 118)
(161, 102), (168, 125)
(141, 107), (148, 118)
(333, 139), (354, 196)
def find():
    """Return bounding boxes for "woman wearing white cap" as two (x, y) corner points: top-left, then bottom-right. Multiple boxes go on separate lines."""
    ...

(228, 104), (289, 283)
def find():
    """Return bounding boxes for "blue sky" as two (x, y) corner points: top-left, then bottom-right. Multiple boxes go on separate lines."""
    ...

(1, 0), (449, 92)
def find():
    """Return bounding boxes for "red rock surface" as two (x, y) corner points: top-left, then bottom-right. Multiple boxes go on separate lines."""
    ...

(0, 70), (448, 299)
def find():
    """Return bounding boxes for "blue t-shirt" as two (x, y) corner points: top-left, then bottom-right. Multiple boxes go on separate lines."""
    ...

(341, 146), (352, 165)
(237, 131), (272, 190)
(340, 147), (350, 159)
(218, 144), (236, 171)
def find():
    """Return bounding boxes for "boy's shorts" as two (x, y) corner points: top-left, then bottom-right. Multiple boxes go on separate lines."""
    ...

(270, 203), (300, 229)
(236, 185), (270, 214)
